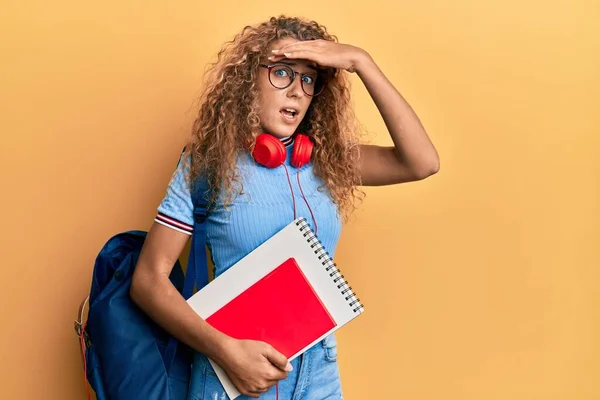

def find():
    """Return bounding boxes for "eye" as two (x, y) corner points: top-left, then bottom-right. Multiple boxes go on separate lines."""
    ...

(273, 67), (291, 77)
(302, 75), (315, 85)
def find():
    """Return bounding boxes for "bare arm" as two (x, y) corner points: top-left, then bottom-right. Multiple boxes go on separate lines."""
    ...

(130, 222), (230, 360)
(355, 52), (440, 186)
(130, 222), (291, 398)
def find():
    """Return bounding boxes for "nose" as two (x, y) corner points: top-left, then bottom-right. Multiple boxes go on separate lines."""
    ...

(286, 75), (304, 98)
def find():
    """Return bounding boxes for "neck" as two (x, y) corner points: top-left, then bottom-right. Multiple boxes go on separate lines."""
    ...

(280, 135), (294, 147)
(255, 131), (295, 146)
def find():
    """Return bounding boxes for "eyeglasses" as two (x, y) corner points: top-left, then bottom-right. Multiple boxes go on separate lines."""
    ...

(259, 63), (325, 97)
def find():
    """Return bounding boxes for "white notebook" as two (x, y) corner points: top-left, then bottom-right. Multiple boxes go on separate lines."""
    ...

(186, 217), (364, 399)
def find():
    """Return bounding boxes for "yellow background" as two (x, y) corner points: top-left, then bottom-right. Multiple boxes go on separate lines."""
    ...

(1, 0), (598, 399)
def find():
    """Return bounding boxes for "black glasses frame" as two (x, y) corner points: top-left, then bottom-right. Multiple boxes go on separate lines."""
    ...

(259, 64), (325, 97)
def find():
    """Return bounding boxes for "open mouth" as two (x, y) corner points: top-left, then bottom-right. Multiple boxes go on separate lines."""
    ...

(280, 108), (298, 120)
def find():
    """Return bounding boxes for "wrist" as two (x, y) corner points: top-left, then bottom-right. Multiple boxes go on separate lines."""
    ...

(353, 49), (375, 75)
(206, 332), (235, 365)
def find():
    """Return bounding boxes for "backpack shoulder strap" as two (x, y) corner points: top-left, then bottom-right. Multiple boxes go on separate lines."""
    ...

(181, 148), (211, 299)
(165, 148), (211, 370)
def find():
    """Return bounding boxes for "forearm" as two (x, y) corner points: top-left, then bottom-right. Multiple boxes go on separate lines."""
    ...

(355, 52), (439, 174)
(130, 267), (231, 364)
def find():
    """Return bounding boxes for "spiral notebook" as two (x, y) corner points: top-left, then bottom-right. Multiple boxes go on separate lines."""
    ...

(186, 217), (364, 399)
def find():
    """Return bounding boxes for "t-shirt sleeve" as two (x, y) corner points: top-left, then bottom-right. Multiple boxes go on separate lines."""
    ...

(155, 153), (194, 235)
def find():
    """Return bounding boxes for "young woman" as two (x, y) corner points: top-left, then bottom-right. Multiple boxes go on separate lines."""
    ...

(130, 15), (439, 400)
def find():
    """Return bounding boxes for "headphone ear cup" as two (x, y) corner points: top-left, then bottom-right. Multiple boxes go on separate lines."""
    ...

(291, 133), (314, 168)
(252, 134), (287, 168)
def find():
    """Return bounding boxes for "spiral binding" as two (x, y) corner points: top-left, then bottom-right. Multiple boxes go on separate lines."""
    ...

(295, 218), (364, 314)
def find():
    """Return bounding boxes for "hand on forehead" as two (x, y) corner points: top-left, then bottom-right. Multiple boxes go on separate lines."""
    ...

(268, 38), (319, 70)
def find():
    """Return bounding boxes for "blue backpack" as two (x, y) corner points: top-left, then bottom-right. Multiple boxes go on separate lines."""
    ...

(75, 170), (211, 400)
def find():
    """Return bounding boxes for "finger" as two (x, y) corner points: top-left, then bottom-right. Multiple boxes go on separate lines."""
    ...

(247, 386), (270, 397)
(272, 44), (323, 57)
(267, 55), (286, 62)
(268, 51), (307, 61)
(263, 346), (292, 371)
(273, 40), (321, 52)
(291, 39), (327, 48)
(274, 50), (320, 63)
(266, 367), (289, 381)
(255, 379), (280, 393)
(266, 377), (285, 387)
(239, 387), (260, 398)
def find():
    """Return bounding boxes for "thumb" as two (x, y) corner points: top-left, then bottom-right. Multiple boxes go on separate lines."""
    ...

(263, 345), (293, 372)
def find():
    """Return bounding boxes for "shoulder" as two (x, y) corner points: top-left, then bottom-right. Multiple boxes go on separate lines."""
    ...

(155, 151), (195, 234)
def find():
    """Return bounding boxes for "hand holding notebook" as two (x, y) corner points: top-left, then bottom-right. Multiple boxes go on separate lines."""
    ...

(213, 338), (293, 396)
(187, 218), (364, 399)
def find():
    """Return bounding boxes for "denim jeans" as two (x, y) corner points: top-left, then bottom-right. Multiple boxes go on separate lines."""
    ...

(188, 334), (343, 400)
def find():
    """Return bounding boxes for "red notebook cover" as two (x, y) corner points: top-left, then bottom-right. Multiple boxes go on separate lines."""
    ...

(205, 257), (337, 358)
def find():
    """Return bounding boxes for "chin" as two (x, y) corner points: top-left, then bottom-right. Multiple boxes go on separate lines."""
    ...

(263, 125), (298, 139)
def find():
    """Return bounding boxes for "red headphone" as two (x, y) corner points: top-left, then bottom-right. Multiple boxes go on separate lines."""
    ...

(252, 133), (314, 169)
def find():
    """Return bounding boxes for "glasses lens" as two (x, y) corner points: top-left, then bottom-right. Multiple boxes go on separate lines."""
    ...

(300, 73), (319, 96)
(269, 66), (294, 89)
(309, 75), (324, 96)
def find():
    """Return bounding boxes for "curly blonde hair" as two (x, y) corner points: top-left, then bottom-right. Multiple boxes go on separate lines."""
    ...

(183, 15), (364, 219)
